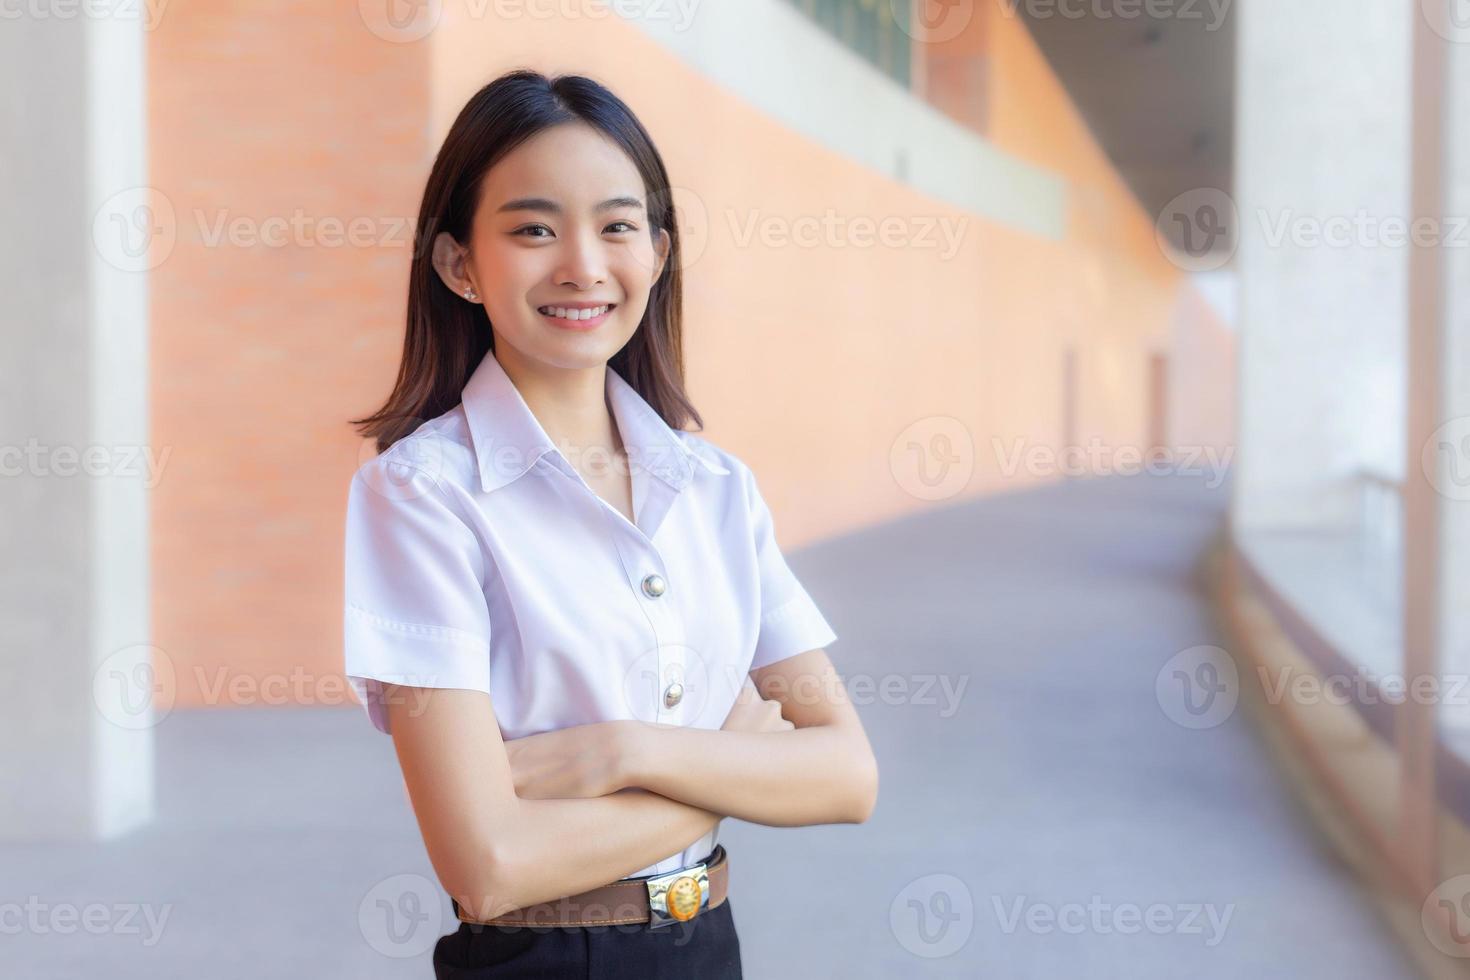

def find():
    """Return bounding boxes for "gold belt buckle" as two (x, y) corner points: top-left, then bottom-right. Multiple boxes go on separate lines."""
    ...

(644, 860), (709, 929)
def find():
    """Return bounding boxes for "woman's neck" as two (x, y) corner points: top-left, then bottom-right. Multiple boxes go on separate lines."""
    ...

(494, 351), (623, 467)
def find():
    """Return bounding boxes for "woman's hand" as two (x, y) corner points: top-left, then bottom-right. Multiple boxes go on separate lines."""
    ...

(721, 678), (795, 734)
(503, 682), (791, 801)
(502, 721), (631, 800)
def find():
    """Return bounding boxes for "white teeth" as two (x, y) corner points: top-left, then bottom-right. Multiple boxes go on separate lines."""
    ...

(539, 304), (610, 320)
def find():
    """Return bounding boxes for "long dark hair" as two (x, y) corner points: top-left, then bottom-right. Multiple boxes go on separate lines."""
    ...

(351, 69), (702, 454)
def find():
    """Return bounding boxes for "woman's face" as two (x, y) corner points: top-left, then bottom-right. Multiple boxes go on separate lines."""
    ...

(437, 121), (671, 373)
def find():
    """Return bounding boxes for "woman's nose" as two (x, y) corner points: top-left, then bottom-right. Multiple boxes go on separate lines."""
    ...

(554, 229), (610, 288)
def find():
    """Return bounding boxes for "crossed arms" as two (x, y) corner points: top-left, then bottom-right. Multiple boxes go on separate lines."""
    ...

(383, 648), (878, 920)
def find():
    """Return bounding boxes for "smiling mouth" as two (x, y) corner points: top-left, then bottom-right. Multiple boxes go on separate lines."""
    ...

(537, 303), (616, 321)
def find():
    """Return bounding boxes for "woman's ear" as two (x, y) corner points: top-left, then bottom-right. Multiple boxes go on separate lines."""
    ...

(651, 227), (672, 283)
(432, 231), (479, 301)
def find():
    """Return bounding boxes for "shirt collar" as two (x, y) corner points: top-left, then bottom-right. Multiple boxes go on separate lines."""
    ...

(461, 351), (730, 495)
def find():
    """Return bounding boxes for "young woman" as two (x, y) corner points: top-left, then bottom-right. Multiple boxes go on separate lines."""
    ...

(344, 69), (878, 978)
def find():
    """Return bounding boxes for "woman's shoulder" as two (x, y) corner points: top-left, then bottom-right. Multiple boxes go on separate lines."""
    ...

(355, 406), (479, 496)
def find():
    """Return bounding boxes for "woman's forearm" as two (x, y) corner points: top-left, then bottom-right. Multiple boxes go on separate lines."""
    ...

(459, 788), (718, 920)
(623, 722), (877, 827)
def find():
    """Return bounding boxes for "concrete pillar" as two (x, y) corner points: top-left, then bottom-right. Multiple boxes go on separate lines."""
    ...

(0, 12), (153, 839)
(1234, 0), (1410, 532)
(1434, 0), (1470, 729)
(1404, 0), (1470, 886)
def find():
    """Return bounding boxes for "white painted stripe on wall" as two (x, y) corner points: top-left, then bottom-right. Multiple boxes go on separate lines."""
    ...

(618, 0), (1067, 240)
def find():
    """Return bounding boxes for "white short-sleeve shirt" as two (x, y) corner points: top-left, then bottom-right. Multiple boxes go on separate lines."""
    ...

(342, 350), (837, 879)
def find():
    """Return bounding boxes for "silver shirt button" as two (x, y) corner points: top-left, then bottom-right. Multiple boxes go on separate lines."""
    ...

(663, 681), (684, 708)
(641, 573), (667, 598)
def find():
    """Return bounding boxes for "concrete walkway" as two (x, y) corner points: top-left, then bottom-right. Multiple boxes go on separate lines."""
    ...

(1, 474), (1419, 977)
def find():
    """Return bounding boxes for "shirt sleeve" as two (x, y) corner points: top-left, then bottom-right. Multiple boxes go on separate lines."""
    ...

(742, 463), (838, 670)
(342, 455), (493, 735)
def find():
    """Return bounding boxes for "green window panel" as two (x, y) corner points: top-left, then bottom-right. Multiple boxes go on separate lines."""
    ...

(787, 0), (913, 89)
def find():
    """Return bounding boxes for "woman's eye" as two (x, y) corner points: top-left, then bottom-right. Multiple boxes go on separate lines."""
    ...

(513, 223), (634, 238)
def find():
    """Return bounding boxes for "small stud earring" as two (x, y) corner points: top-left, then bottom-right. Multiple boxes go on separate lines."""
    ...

(464, 286), (477, 301)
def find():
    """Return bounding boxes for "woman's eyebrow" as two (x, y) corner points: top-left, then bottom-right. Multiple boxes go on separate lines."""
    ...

(496, 196), (646, 215)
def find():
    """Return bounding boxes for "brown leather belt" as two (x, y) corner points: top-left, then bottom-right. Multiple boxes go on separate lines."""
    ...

(451, 844), (728, 930)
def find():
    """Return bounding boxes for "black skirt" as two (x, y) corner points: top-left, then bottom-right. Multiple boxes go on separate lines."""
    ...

(432, 895), (743, 979)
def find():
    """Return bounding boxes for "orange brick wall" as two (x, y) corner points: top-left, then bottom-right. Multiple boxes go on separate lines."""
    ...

(148, 2), (1231, 709)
